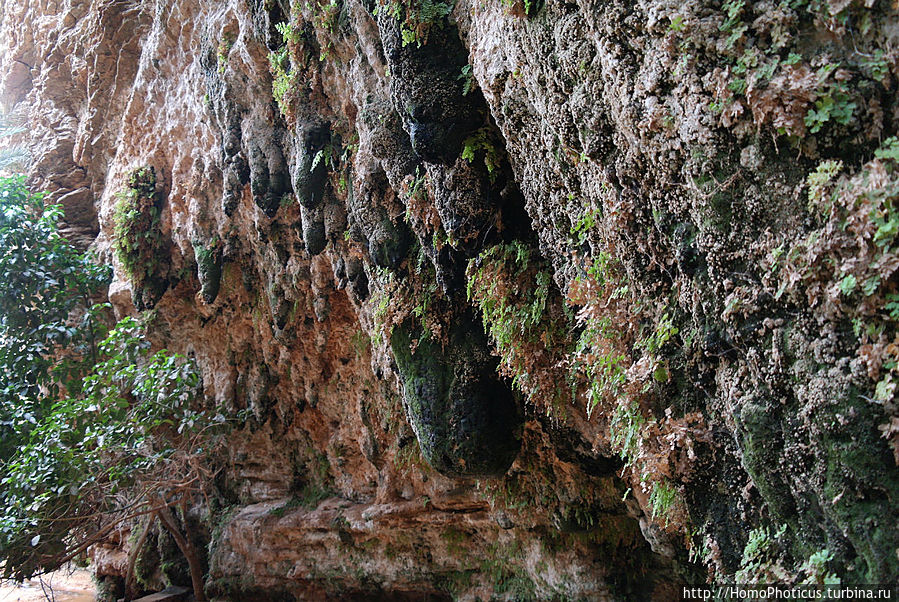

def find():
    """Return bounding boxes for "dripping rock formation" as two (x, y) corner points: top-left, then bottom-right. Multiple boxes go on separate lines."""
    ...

(2, 0), (899, 598)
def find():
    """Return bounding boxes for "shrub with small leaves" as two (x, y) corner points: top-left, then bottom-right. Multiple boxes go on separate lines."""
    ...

(1, 312), (230, 581)
(0, 177), (230, 582)
(0, 175), (111, 461)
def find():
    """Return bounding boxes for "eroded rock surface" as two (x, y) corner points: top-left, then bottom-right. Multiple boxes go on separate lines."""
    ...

(3, 0), (899, 598)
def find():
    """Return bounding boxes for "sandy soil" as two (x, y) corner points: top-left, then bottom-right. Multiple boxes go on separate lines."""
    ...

(0, 568), (95, 602)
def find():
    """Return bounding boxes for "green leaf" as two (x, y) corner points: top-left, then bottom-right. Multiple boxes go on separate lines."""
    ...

(838, 274), (857, 296)
(875, 137), (899, 163)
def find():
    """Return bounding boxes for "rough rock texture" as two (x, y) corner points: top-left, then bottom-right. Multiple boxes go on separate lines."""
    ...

(3, 0), (899, 598)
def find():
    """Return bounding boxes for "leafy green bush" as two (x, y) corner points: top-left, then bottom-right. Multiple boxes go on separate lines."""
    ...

(0, 317), (215, 576)
(0, 177), (228, 590)
(0, 175), (110, 577)
(0, 175), (110, 462)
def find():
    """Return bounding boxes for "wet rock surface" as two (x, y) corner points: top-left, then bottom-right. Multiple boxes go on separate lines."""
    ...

(391, 317), (522, 477)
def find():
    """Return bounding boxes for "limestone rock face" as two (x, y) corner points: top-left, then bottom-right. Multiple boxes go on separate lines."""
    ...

(3, 0), (899, 597)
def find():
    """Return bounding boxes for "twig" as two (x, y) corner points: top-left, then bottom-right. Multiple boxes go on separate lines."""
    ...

(35, 503), (170, 575)
(38, 574), (56, 602)
(124, 511), (156, 599)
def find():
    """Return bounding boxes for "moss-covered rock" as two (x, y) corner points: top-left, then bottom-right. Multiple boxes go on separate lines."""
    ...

(391, 316), (522, 477)
(193, 237), (223, 304)
(112, 166), (170, 310)
(292, 124), (330, 209)
(376, 7), (482, 166)
(735, 378), (899, 582)
(300, 203), (327, 256)
(248, 139), (289, 218)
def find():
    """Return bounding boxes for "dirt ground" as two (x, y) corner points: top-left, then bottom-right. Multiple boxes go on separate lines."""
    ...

(0, 568), (95, 601)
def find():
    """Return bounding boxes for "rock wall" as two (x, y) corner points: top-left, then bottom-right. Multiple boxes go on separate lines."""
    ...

(2, 0), (898, 598)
